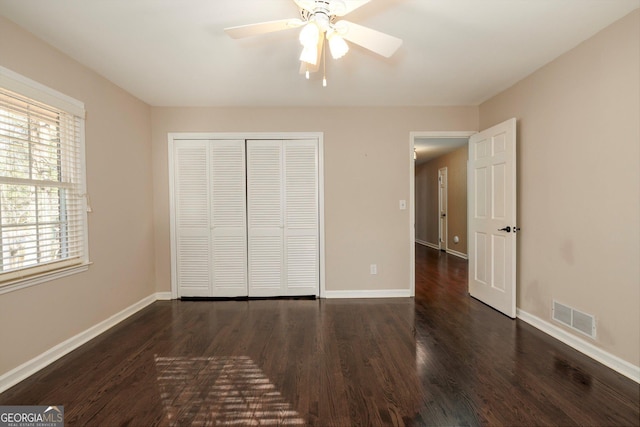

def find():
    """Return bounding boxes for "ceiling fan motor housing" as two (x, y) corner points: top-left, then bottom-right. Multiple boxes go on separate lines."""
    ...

(299, 0), (344, 29)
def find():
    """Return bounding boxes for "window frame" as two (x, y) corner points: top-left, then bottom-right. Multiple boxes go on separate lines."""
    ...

(0, 66), (90, 295)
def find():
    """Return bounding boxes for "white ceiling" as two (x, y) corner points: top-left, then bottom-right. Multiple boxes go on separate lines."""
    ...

(1, 0), (637, 107)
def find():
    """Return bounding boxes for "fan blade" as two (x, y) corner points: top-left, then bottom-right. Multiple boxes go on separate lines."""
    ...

(340, 0), (371, 16)
(224, 19), (303, 39)
(293, 0), (316, 13)
(335, 20), (402, 57)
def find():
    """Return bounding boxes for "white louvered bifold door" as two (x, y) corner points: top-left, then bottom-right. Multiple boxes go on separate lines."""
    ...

(246, 140), (284, 297)
(174, 137), (318, 298)
(174, 140), (211, 297)
(283, 140), (319, 296)
(246, 139), (319, 297)
(174, 139), (247, 297)
(210, 140), (248, 297)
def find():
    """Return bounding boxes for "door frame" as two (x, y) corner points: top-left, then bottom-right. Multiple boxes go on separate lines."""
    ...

(409, 131), (476, 297)
(438, 167), (448, 251)
(168, 132), (325, 299)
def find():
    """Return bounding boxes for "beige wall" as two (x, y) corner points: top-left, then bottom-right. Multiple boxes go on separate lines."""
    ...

(415, 146), (468, 254)
(151, 107), (478, 293)
(480, 10), (640, 366)
(0, 17), (155, 375)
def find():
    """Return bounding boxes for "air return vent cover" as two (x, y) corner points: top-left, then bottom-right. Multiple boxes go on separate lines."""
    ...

(553, 301), (596, 339)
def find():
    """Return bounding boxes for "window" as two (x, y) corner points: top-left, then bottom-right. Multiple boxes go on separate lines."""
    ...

(0, 67), (88, 289)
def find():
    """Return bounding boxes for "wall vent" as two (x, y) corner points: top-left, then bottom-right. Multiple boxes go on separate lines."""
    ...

(553, 301), (596, 339)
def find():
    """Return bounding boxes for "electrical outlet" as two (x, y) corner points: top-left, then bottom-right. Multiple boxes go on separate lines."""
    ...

(399, 200), (407, 210)
(370, 264), (377, 275)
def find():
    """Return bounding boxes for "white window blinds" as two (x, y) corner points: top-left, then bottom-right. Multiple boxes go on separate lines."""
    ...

(0, 72), (88, 285)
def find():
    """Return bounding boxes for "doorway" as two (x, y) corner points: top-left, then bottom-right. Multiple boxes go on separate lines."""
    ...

(409, 119), (518, 319)
(409, 131), (475, 297)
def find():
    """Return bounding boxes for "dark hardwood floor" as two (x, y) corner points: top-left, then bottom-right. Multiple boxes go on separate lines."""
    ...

(1, 245), (638, 426)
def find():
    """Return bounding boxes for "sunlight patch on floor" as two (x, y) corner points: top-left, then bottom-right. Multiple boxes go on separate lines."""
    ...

(155, 355), (305, 426)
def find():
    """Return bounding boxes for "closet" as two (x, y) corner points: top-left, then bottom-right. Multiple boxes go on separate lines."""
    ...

(170, 136), (320, 298)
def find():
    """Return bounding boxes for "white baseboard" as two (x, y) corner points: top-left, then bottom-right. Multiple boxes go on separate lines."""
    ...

(156, 291), (173, 300)
(416, 240), (467, 259)
(446, 249), (468, 260)
(324, 289), (411, 299)
(517, 309), (640, 383)
(416, 239), (439, 250)
(0, 292), (167, 394)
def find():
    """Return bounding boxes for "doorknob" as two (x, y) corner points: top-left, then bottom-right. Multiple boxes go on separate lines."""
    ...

(498, 226), (511, 232)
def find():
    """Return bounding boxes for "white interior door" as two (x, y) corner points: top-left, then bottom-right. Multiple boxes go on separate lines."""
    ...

(174, 139), (247, 298)
(246, 139), (319, 297)
(468, 118), (517, 318)
(284, 140), (319, 296)
(210, 140), (248, 297)
(438, 167), (448, 250)
(172, 136), (320, 299)
(174, 141), (211, 297)
(246, 140), (285, 297)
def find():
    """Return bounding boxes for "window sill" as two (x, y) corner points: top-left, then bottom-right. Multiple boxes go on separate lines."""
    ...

(0, 262), (92, 296)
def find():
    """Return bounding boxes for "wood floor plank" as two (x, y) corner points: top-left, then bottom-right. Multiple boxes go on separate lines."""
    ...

(1, 245), (638, 426)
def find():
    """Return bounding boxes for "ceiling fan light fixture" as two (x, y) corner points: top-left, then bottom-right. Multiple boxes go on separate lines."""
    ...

(328, 32), (349, 59)
(299, 21), (320, 47)
(299, 45), (318, 65)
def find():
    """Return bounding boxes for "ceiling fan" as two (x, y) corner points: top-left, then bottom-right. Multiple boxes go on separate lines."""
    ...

(224, 0), (402, 82)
